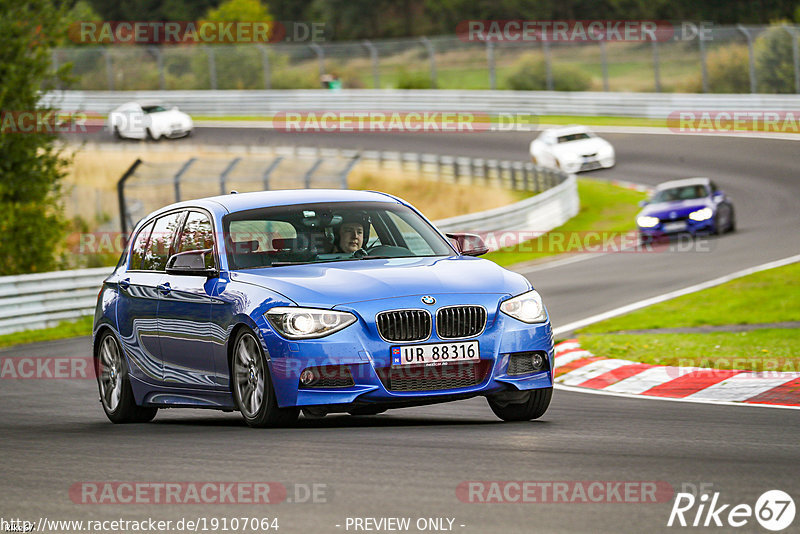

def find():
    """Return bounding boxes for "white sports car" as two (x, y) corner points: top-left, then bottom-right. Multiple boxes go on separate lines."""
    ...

(529, 125), (615, 173)
(108, 102), (193, 140)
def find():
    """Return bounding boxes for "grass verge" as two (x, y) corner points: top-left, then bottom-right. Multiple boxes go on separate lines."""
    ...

(483, 178), (646, 267)
(579, 331), (800, 373)
(577, 262), (800, 372)
(580, 262), (800, 333)
(0, 316), (93, 350)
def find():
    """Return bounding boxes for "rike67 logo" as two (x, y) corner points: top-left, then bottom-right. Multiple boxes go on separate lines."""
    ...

(668, 489), (795, 531)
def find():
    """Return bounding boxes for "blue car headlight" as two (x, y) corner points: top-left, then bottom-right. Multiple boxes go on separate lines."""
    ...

(265, 307), (357, 339)
(637, 215), (660, 228)
(688, 207), (713, 221)
(500, 290), (547, 324)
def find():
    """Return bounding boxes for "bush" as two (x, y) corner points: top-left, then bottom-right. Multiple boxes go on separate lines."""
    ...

(504, 53), (591, 91)
(686, 44), (751, 93)
(395, 68), (435, 89)
(755, 23), (799, 93)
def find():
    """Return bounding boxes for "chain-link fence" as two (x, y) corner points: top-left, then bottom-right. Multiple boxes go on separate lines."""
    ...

(117, 146), (565, 234)
(53, 24), (800, 94)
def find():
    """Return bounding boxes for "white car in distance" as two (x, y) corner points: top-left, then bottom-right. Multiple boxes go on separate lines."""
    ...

(107, 102), (193, 140)
(529, 125), (615, 173)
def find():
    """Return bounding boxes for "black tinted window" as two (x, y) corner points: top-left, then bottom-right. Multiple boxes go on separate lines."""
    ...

(129, 221), (154, 270)
(177, 211), (216, 269)
(142, 212), (185, 271)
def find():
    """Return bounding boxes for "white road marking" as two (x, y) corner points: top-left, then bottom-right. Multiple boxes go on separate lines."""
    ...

(556, 359), (634, 386)
(685, 373), (800, 402)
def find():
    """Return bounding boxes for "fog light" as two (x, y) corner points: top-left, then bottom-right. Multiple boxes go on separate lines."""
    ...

(299, 369), (316, 386)
(531, 353), (544, 371)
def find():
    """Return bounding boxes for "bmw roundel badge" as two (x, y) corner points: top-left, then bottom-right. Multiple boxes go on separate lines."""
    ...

(421, 296), (436, 305)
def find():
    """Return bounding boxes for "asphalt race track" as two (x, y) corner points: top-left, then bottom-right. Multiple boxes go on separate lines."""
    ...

(2, 129), (799, 533)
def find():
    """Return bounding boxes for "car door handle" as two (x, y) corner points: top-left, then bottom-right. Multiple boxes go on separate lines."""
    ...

(119, 278), (130, 290)
(157, 283), (171, 294)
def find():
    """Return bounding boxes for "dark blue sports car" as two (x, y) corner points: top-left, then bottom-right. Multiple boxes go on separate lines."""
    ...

(636, 177), (735, 241)
(93, 190), (554, 427)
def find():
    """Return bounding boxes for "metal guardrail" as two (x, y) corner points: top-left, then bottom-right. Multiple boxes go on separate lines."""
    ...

(43, 89), (800, 119)
(0, 148), (573, 336)
(0, 268), (110, 335)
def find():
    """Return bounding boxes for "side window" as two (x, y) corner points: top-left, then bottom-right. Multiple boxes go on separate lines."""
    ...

(177, 211), (216, 269)
(142, 212), (185, 271)
(129, 221), (154, 270)
(386, 212), (435, 255)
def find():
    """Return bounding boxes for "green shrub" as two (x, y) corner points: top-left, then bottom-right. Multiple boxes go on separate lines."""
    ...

(504, 53), (591, 91)
(755, 23), (800, 93)
(395, 68), (435, 89)
(686, 44), (751, 93)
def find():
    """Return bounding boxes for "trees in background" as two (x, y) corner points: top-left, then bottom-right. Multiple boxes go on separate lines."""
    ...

(0, 0), (71, 274)
(80, 0), (800, 40)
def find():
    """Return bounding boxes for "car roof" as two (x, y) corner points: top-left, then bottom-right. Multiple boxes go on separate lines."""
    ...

(541, 125), (593, 137)
(655, 177), (711, 190)
(145, 189), (402, 219)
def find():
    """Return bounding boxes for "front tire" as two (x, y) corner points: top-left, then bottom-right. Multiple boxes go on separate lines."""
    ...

(96, 331), (157, 424)
(232, 330), (299, 428)
(487, 387), (552, 422)
(146, 128), (160, 141)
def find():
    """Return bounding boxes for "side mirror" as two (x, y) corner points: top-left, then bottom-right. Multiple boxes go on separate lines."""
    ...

(638, 200), (649, 207)
(712, 191), (724, 202)
(166, 249), (217, 277)
(446, 233), (489, 257)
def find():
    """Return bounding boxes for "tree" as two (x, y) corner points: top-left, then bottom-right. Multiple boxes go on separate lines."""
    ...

(205, 0), (271, 21)
(0, 0), (71, 274)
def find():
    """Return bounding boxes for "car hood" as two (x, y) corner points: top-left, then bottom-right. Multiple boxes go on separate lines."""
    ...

(229, 256), (531, 308)
(551, 138), (610, 157)
(639, 198), (712, 218)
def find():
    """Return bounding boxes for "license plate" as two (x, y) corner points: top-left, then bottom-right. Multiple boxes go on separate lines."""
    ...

(663, 221), (687, 232)
(391, 341), (479, 367)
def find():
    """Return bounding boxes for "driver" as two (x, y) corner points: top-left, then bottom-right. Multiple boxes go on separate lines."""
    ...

(333, 213), (368, 256)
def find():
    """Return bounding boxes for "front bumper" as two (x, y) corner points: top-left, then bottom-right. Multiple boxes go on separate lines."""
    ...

(256, 294), (554, 409)
(638, 215), (715, 237)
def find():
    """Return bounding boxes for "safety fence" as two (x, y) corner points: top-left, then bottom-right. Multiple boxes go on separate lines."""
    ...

(50, 24), (800, 94)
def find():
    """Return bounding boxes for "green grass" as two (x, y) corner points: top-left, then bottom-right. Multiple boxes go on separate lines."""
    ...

(577, 262), (800, 372)
(483, 179), (646, 267)
(579, 330), (800, 372)
(580, 262), (800, 333)
(0, 316), (93, 349)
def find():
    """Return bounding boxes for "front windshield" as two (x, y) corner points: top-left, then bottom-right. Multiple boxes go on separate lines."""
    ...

(557, 132), (592, 143)
(652, 185), (708, 202)
(222, 201), (455, 269)
(142, 105), (168, 114)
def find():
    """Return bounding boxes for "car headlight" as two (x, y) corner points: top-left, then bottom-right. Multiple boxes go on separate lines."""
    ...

(688, 207), (713, 221)
(500, 290), (547, 324)
(637, 216), (660, 228)
(265, 307), (357, 339)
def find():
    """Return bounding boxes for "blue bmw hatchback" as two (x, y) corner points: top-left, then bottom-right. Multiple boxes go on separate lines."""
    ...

(93, 189), (554, 427)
